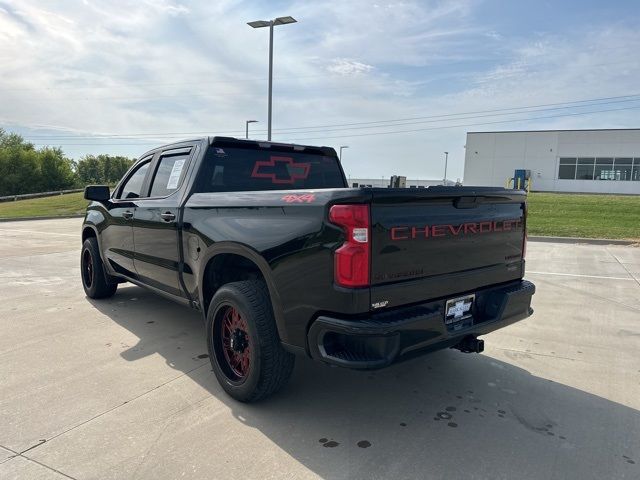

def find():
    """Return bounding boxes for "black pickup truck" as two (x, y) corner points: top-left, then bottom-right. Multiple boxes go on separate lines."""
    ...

(81, 137), (535, 402)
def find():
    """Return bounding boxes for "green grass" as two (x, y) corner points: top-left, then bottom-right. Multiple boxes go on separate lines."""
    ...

(0, 190), (638, 240)
(527, 192), (640, 240)
(0, 192), (88, 219)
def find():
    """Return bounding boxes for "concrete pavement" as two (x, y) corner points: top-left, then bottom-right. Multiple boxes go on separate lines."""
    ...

(1, 218), (639, 479)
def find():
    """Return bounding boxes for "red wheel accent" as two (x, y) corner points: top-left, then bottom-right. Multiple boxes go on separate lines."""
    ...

(220, 306), (251, 379)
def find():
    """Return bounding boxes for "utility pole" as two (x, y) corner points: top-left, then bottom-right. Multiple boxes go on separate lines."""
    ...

(339, 145), (349, 162)
(245, 120), (258, 139)
(444, 151), (449, 184)
(268, 24), (273, 140)
(247, 16), (297, 141)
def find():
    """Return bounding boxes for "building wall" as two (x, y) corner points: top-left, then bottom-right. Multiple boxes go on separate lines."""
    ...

(464, 129), (640, 194)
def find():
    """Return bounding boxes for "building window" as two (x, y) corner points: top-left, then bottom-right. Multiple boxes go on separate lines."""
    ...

(594, 158), (614, 180)
(615, 158), (633, 181)
(633, 159), (640, 181)
(558, 156), (640, 181)
(558, 157), (577, 179)
(576, 158), (595, 180)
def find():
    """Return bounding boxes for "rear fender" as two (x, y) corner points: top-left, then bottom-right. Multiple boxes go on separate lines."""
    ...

(198, 242), (287, 343)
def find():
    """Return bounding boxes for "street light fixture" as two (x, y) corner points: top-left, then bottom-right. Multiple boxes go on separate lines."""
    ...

(339, 145), (349, 162)
(245, 120), (258, 139)
(247, 16), (297, 141)
(443, 151), (449, 184)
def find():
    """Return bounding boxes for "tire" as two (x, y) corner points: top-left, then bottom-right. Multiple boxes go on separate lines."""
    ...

(81, 237), (117, 299)
(207, 280), (295, 402)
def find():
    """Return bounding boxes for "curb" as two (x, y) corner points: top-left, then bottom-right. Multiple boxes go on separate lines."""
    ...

(0, 214), (84, 223)
(529, 235), (636, 246)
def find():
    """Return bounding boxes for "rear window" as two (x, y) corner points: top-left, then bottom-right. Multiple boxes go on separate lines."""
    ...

(195, 146), (346, 192)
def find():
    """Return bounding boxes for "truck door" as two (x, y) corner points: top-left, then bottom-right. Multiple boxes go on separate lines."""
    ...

(132, 147), (193, 298)
(101, 158), (152, 277)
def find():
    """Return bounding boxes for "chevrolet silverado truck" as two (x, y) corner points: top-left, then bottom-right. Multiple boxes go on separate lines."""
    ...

(81, 137), (535, 402)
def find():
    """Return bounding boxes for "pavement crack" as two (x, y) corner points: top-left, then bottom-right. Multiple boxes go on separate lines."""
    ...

(130, 417), (172, 480)
(0, 444), (77, 479)
(607, 249), (640, 288)
(21, 455), (79, 479)
(0, 444), (19, 465)
(19, 439), (47, 454)
(23, 363), (209, 455)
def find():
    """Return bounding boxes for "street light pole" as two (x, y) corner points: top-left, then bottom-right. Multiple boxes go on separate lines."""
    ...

(245, 120), (258, 139)
(247, 16), (297, 142)
(444, 151), (449, 184)
(268, 23), (273, 141)
(339, 145), (349, 162)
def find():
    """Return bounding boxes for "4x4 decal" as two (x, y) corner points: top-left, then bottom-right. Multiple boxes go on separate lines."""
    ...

(251, 156), (311, 184)
(281, 194), (316, 203)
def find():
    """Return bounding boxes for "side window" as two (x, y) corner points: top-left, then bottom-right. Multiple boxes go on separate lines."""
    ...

(118, 161), (150, 199)
(149, 153), (190, 197)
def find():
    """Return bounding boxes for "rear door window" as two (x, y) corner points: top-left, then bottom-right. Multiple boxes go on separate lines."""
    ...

(195, 146), (345, 192)
(149, 150), (191, 197)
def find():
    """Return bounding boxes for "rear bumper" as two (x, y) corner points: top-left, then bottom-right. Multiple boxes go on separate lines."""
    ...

(307, 279), (535, 369)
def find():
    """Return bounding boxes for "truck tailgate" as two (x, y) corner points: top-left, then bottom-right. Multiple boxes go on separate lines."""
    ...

(369, 187), (526, 309)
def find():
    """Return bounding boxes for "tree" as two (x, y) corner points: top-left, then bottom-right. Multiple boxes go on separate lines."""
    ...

(0, 128), (34, 151)
(0, 129), (136, 195)
(99, 154), (133, 184)
(0, 129), (41, 196)
(39, 147), (76, 191)
(76, 155), (104, 185)
(76, 154), (134, 185)
(0, 147), (40, 196)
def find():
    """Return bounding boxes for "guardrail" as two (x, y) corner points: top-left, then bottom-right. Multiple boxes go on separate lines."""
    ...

(0, 188), (84, 203)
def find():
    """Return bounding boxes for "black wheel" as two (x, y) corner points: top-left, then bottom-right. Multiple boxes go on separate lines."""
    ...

(81, 237), (117, 299)
(207, 280), (295, 402)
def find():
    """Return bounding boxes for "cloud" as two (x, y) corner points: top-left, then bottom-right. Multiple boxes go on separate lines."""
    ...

(143, 0), (189, 16)
(464, 28), (640, 106)
(0, 1), (36, 32)
(290, 0), (481, 67)
(326, 58), (374, 75)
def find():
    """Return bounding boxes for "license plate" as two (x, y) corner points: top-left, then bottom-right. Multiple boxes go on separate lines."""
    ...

(445, 294), (475, 324)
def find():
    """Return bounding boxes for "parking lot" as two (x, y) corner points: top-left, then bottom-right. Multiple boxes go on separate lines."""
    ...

(1, 218), (639, 480)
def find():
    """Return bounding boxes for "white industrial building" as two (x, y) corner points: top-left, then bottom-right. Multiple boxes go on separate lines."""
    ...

(464, 129), (640, 194)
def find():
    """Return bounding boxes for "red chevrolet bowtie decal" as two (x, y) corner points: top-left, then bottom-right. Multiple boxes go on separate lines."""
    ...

(251, 156), (311, 184)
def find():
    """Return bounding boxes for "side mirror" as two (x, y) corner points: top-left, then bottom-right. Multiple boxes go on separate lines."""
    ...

(84, 185), (111, 202)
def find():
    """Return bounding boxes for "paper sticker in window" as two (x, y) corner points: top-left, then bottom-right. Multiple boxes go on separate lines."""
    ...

(166, 159), (186, 189)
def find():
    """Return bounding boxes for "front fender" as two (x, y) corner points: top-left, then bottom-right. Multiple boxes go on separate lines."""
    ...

(83, 206), (117, 275)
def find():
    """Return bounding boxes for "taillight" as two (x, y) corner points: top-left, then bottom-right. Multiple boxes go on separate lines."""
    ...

(329, 204), (370, 287)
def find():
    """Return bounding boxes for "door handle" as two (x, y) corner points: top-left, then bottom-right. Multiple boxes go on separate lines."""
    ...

(123, 210), (133, 219)
(160, 212), (176, 222)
